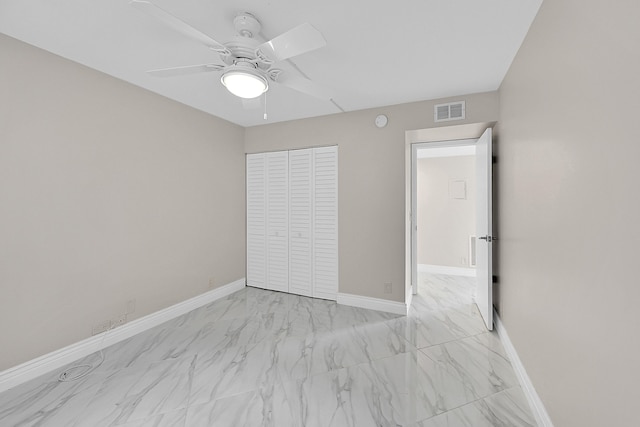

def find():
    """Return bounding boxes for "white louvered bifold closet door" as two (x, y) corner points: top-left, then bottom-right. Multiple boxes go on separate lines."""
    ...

(265, 151), (289, 292)
(246, 153), (267, 289)
(312, 146), (338, 300)
(288, 149), (313, 297)
(246, 147), (337, 299)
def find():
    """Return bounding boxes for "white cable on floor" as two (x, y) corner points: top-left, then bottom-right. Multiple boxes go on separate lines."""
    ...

(58, 323), (114, 382)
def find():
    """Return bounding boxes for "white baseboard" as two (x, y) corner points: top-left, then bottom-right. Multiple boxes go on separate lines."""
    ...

(418, 264), (477, 277)
(494, 309), (554, 427)
(0, 278), (246, 393)
(337, 293), (407, 316)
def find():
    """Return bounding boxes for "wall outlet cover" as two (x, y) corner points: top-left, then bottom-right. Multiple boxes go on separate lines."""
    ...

(112, 314), (127, 328)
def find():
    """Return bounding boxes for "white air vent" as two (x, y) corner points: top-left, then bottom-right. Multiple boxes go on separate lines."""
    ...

(434, 101), (466, 122)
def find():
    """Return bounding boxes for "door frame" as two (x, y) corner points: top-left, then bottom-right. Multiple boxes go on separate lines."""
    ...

(404, 122), (495, 308)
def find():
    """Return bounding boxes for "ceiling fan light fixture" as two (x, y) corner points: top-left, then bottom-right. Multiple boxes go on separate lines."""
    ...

(221, 70), (268, 99)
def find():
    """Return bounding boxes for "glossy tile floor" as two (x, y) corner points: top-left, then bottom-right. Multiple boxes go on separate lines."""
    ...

(0, 274), (536, 426)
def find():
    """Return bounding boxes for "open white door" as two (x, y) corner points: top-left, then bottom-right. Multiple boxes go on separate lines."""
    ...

(411, 145), (418, 295)
(475, 127), (493, 330)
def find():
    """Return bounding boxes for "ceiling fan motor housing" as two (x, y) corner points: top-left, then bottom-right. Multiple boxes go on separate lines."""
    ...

(233, 13), (261, 38)
(222, 36), (271, 73)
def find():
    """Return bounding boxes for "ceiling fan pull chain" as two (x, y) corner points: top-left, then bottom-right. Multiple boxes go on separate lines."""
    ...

(264, 92), (268, 120)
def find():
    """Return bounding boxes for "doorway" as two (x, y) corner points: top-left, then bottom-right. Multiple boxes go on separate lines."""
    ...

(405, 125), (494, 330)
(413, 141), (478, 284)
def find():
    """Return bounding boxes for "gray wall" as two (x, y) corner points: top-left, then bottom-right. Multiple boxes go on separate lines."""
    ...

(417, 156), (476, 268)
(496, 1), (640, 425)
(246, 93), (499, 302)
(0, 34), (246, 370)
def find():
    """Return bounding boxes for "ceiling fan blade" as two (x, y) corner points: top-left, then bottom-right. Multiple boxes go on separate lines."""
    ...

(256, 23), (326, 63)
(276, 74), (334, 100)
(130, 0), (230, 55)
(147, 64), (225, 77)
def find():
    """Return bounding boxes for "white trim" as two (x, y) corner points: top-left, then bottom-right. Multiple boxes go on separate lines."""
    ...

(0, 278), (246, 393)
(416, 144), (476, 159)
(337, 293), (407, 316)
(494, 310), (554, 427)
(418, 264), (477, 277)
(405, 286), (414, 310)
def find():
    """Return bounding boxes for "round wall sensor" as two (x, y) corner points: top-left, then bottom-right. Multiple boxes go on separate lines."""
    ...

(375, 114), (388, 128)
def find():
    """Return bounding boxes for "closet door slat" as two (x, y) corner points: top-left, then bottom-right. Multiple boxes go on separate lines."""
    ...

(288, 149), (313, 297)
(313, 146), (338, 300)
(246, 153), (267, 289)
(265, 151), (289, 292)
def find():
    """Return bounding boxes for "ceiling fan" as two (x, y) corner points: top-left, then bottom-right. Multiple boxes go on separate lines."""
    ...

(130, 0), (332, 101)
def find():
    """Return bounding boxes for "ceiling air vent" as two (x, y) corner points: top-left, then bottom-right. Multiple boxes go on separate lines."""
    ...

(434, 101), (466, 122)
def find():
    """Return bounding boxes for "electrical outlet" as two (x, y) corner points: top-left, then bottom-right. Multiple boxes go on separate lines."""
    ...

(91, 320), (111, 336)
(384, 282), (393, 294)
(461, 257), (468, 266)
(111, 314), (127, 329)
(126, 299), (136, 315)
(208, 277), (216, 289)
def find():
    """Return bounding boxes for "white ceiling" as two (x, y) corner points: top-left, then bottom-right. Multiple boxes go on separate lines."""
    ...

(0, 0), (542, 127)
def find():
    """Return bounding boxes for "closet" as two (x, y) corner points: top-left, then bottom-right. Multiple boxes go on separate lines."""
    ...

(246, 146), (338, 300)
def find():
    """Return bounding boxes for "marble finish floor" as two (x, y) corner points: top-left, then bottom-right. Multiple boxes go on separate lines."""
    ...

(0, 274), (536, 426)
